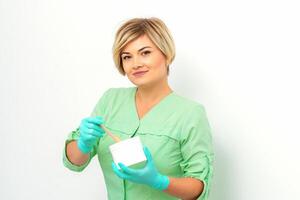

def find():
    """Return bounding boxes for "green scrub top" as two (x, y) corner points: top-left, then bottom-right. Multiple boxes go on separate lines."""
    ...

(63, 87), (214, 200)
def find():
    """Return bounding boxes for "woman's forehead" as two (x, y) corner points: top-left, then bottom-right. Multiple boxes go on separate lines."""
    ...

(122, 35), (156, 53)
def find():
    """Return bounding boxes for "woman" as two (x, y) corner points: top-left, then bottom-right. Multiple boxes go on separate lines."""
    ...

(63, 17), (214, 200)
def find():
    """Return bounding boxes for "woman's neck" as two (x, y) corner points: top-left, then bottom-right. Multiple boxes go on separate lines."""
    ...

(136, 81), (173, 105)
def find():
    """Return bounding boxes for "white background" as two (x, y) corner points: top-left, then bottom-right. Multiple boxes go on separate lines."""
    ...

(1, 0), (299, 199)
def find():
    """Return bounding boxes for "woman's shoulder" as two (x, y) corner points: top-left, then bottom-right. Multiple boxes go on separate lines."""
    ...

(171, 92), (205, 111)
(170, 93), (210, 131)
(102, 86), (135, 97)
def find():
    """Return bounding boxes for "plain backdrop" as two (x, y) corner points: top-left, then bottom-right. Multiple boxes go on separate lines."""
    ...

(1, 0), (299, 199)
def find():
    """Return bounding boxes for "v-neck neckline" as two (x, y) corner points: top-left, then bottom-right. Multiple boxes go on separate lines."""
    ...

(132, 87), (174, 122)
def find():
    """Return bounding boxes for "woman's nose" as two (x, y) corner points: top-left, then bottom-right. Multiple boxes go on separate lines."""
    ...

(133, 56), (143, 69)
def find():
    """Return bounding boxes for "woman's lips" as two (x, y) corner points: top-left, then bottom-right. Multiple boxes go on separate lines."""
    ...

(132, 71), (148, 77)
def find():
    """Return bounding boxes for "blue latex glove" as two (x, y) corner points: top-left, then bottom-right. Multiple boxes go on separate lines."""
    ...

(112, 146), (170, 191)
(77, 116), (105, 154)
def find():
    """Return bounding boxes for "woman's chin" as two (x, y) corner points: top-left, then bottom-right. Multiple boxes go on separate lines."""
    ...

(129, 79), (150, 87)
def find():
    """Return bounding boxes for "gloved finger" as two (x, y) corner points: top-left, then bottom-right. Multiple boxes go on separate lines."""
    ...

(89, 129), (104, 138)
(118, 163), (138, 175)
(79, 125), (88, 134)
(82, 134), (98, 143)
(79, 125), (91, 135)
(143, 146), (153, 165)
(81, 125), (104, 138)
(85, 116), (104, 125)
(112, 162), (129, 180)
(86, 122), (105, 134)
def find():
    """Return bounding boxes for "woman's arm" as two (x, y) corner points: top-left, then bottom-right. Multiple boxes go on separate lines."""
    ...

(164, 177), (204, 200)
(66, 140), (90, 166)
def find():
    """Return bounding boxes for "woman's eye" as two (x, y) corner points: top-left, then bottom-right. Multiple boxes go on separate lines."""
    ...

(142, 51), (151, 56)
(122, 56), (131, 60)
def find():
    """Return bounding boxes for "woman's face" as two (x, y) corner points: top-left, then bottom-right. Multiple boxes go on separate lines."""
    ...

(121, 34), (168, 87)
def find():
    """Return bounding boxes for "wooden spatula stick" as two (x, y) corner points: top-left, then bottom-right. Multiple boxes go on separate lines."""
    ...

(100, 124), (121, 143)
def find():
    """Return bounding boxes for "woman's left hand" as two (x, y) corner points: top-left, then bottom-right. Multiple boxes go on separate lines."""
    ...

(112, 146), (170, 191)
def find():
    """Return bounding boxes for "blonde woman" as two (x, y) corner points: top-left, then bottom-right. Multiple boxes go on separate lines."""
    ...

(63, 17), (214, 200)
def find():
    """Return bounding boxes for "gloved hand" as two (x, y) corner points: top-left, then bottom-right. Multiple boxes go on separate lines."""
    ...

(77, 116), (105, 154)
(112, 146), (170, 191)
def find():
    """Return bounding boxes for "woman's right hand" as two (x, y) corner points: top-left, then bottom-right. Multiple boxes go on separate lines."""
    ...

(77, 116), (105, 154)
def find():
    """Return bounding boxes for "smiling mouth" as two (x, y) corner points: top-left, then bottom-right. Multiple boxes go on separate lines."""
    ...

(133, 71), (148, 77)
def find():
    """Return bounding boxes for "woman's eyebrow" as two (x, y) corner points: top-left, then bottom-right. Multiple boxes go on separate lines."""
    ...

(121, 46), (152, 55)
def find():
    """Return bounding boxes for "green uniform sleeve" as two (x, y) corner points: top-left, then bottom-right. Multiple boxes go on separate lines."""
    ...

(62, 88), (112, 172)
(179, 105), (214, 200)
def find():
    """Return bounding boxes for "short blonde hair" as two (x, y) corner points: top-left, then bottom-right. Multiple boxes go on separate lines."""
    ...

(112, 17), (176, 75)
